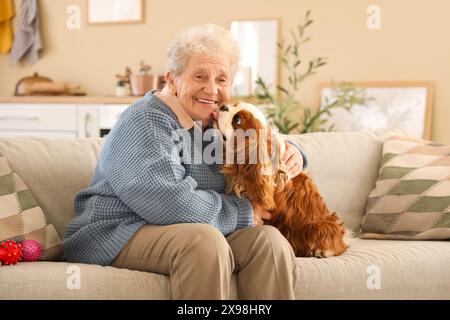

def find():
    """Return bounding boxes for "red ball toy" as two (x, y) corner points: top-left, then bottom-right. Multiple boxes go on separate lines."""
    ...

(21, 239), (42, 262)
(0, 248), (7, 262)
(0, 240), (22, 265)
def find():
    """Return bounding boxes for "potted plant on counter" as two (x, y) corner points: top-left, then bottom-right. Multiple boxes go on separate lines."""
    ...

(115, 80), (130, 97)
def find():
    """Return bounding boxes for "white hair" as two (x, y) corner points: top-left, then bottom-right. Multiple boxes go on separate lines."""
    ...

(166, 24), (241, 77)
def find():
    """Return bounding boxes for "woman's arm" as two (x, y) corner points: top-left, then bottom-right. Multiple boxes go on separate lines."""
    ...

(102, 109), (254, 236)
(285, 139), (308, 170)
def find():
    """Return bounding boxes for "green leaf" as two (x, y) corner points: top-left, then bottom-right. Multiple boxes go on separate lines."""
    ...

(284, 45), (292, 55)
(290, 29), (297, 42)
(277, 85), (289, 95)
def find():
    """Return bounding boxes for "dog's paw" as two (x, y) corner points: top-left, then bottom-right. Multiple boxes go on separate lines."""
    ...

(343, 229), (357, 246)
(314, 249), (323, 258)
(313, 248), (335, 258)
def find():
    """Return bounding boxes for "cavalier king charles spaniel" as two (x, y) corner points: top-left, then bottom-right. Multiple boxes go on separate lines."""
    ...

(214, 102), (349, 258)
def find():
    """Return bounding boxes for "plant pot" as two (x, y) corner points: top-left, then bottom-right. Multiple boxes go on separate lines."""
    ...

(115, 86), (129, 97)
(129, 75), (155, 96)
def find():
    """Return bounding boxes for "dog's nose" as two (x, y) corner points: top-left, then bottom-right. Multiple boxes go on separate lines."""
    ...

(219, 105), (229, 112)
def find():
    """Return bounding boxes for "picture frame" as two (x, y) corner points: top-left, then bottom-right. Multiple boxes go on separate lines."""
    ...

(87, 0), (144, 24)
(317, 81), (434, 140)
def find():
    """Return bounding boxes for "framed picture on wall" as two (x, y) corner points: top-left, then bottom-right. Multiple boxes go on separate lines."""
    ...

(318, 81), (434, 140)
(87, 0), (144, 24)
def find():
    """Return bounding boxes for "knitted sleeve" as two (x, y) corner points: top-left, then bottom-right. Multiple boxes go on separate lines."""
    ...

(102, 108), (254, 235)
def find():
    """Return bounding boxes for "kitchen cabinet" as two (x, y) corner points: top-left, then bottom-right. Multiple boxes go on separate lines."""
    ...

(0, 96), (139, 139)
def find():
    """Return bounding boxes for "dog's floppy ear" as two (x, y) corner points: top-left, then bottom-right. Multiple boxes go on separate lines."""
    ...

(223, 114), (277, 210)
(270, 132), (290, 194)
(250, 127), (277, 210)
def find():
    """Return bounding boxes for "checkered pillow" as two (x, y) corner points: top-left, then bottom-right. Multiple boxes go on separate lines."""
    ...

(0, 152), (61, 260)
(360, 135), (450, 240)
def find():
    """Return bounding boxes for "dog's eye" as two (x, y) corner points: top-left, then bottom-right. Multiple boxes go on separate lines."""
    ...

(233, 115), (241, 126)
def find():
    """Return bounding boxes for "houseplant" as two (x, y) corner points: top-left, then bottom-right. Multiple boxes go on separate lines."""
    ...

(254, 11), (368, 134)
(115, 80), (129, 97)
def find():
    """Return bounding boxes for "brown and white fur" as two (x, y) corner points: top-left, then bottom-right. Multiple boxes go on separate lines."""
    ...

(215, 102), (349, 258)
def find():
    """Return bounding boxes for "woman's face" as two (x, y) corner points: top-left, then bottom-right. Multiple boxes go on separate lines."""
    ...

(168, 54), (232, 127)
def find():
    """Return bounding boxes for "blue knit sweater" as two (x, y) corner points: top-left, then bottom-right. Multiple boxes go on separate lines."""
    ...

(62, 91), (307, 266)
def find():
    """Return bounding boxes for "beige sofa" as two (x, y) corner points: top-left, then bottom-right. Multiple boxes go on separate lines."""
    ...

(0, 132), (449, 300)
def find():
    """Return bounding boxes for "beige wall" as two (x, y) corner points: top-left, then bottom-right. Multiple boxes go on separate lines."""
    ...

(1, 0), (449, 143)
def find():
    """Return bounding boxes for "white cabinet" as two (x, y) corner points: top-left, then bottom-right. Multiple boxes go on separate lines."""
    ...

(0, 103), (78, 138)
(0, 102), (131, 138)
(99, 104), (128, 129)
(77, 104), (100, 138)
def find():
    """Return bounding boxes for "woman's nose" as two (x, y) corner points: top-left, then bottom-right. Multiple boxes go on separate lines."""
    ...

(203, 78), (219, 94)
(219, 105), (229, 112)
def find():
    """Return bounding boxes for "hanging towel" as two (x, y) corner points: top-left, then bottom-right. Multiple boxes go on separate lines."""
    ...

(0, 0), (15, 54)
(9, 0), (43, 65)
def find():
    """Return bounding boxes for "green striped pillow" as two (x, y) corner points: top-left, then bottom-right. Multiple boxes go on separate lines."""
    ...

(360, 135), (450, 240)
(0, 152), (61, 260)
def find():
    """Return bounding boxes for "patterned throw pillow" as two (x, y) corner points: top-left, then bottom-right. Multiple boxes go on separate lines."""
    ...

(0, 152), (61, 260)
(360, 135), (450, 240)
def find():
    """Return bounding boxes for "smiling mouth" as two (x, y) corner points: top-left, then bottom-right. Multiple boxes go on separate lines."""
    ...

(195, 97), (218, 105)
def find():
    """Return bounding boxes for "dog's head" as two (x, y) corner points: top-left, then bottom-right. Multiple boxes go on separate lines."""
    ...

(215, 102), (268, 141)
(215, 102), (289, 210)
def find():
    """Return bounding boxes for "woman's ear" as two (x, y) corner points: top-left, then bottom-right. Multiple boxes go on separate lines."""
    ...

(165, 71), (177, 96)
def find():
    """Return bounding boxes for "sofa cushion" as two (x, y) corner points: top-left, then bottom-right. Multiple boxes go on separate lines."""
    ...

(287, 132), (383, 232)
(0, 152), (61, 260)
(0, 138), (104, 239)
(360, 135), (450, 240)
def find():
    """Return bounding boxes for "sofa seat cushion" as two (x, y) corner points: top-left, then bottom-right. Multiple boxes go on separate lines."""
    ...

(0, 261), (171, 299)
(295, 238), (450, 299)
(0, 261), (240, 300)
(1, 239), (448, 300)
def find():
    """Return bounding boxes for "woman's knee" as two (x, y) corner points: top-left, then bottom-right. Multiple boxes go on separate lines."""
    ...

(177, 223), (232, 258)
(251, 225), (293, 252)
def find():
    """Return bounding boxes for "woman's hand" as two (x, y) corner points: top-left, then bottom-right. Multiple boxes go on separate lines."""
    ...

(251, 202), (272, 226)
(282, 141), (303, 179)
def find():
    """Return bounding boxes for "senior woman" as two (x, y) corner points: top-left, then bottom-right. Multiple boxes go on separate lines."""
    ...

(62, 24), (307, 300)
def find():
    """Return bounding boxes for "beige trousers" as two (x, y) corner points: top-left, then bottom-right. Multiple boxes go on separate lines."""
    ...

(111, 223), (299, 300)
